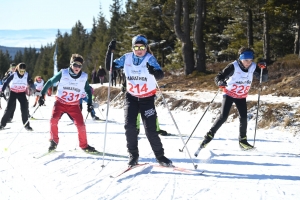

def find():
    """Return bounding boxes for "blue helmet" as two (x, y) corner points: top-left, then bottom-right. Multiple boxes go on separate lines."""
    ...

(132, 35), (148, 47)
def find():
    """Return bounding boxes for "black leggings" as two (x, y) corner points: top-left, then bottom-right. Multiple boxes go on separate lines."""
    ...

(1, 91), (29, 127)
(210, 95), (247, 138)
(124, 93), (164, 157)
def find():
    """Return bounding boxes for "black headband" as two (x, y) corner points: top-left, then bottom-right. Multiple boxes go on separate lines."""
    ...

(73, 57), (83, 64)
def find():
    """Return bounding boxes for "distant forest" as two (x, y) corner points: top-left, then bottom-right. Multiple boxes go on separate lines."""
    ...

(0, 0), (299, 81)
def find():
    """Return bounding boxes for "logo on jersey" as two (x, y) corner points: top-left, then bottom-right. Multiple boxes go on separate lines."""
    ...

(144, 108), (155, 118)
(69, 82), (78, 86)
(235, 80), (252, 84)
(131, 70), (141, 74)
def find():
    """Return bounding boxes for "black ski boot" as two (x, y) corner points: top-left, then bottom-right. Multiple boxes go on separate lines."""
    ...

(48, 140), (57, 152)
(92, 116), (100, 120)
(200, 131), (214, 148)
(239, 137), (254, 150)
(82, 145), (97, 153)
(156, 155), (173, 167)
(25, 125), (33, 131)
(128, 149), (139, 166)
(157, 129), (168, 136)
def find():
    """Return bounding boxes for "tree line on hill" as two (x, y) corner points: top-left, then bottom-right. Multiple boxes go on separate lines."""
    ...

(0, 0), (299, 82)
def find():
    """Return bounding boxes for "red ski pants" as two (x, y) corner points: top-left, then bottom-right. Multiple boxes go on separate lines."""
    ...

(50, 101), (88, 148)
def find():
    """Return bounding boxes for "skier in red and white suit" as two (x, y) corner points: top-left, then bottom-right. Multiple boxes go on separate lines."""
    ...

(39, 54), (97, 153)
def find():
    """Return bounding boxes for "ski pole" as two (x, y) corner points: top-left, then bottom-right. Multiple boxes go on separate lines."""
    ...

(155, 81), (198, 169)
(97, 107), (105, 119)
(102, 51), (114, 167)
(5, 105), (41, 151)
(110, 91), (123, 104)
(179, 89), (220, 152)
(253, 67), (264, 147)
(85, 112), (89, 123)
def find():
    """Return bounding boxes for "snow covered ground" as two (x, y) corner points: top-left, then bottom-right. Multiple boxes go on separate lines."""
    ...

(0, 87), (299, 200)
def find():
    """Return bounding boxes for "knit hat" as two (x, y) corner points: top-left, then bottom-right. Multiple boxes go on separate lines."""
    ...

(239, 51), (254, 60)
(132, 35), (148, 47)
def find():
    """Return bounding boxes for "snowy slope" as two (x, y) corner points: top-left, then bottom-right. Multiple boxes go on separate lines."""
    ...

(0, 88), (299, 200)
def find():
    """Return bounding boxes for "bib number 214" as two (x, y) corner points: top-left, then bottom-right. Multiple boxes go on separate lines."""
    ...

(128, 83), (148, 94)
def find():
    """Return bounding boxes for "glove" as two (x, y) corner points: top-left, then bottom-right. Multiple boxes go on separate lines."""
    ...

(87, 103), (93, 112)
(0, 92), (4, 97)
(147, 65), (156, 75)
(38, 95), (45, 106)
(218, 80), (227, 88)
(121, 84), (126, 93)
(108, 40), (116, 51)
(257, 62), (266, 69)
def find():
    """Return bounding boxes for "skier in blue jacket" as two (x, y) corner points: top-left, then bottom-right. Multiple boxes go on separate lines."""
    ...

(105, 34), (172, 167)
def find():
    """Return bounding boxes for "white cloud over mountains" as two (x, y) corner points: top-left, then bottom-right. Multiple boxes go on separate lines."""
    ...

(0, 29), (70, 48)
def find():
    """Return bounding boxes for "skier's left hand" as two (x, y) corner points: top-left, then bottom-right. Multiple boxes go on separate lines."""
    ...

(147, 64), (156, 75)
(87, 103), (93, 112)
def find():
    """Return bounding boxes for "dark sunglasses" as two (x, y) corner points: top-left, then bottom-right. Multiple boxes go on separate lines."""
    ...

(133, 46), (146, 51)
(72, 63), (82, 68)
(19, 70), (26, 73)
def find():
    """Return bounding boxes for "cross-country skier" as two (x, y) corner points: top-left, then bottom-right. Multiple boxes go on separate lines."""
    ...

(33, 76), (45, 107)
(199, 47), (268, 150)
(0, 63), (34, 131)
(38, 54), (98, 153)
(105, 34), (172, 167)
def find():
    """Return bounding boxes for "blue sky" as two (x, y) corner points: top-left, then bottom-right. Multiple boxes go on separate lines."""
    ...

(0, 0), (120, 30)
(0, 0), (125, 47)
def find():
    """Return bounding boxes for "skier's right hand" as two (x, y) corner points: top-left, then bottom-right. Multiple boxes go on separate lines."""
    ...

(121, 83), (126, 93)
(38, 95), (45, 106)
(218, 80), (227, 88)
(0, 91), (4, 97)
(108, 40), (116, 51)
(87, 103), (93, 112)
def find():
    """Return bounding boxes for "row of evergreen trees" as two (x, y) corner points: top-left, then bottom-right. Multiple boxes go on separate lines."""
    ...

(0, 0), (299, 81)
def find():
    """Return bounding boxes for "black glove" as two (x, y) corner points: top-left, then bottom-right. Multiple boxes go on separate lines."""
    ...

(38, 95), (45, 106)
(87, 103), (93, 112)
(218, 80), (227, 88)
(121, 83), (126, 93)
(108, 40), (116, 51)
(0, 92), (4, 97)
(147, 65), (156, 75)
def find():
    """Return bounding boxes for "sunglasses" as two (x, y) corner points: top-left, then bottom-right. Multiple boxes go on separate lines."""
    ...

(19, 70), (26, 73)
(133, 46), (146, 51)
(72, 63), (82, 68)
